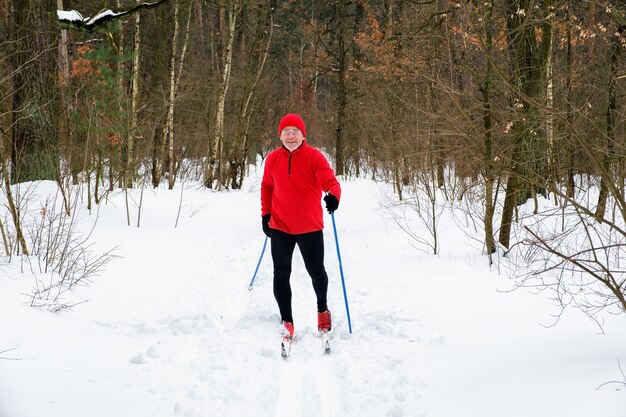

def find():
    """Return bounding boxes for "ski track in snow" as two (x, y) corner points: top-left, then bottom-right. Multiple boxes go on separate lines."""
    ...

(274, 332), (343, 417)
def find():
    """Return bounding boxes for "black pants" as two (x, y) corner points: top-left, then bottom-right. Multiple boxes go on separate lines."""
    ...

(271, 229), (329, 324)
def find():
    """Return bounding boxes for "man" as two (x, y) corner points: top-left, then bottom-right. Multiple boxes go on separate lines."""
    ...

(261, 113), (341, 343)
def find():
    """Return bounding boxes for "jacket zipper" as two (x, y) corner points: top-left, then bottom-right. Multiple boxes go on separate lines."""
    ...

(288, 152), (292, 175)
(283, 143), (303, 175)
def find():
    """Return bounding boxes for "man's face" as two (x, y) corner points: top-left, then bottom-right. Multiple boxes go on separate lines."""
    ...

(280, 126), (304, 151)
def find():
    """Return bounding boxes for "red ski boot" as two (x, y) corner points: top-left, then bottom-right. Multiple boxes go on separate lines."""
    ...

(317, 310), (332, 333)
(281, 321), (294, 340)
(281, 321), (294, 359)
(317, 311), (332, 354)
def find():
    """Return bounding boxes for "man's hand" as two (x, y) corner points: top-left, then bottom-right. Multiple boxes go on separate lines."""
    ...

(323, 194), (339, 214)
(262, 214), (271, 237)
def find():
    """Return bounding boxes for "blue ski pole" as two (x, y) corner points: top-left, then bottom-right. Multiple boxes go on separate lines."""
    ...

(331, 212), (352, 334)
(248, 235), (268, 291)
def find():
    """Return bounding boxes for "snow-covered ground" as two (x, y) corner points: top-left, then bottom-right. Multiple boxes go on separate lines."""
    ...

(1, 167), (625, 417)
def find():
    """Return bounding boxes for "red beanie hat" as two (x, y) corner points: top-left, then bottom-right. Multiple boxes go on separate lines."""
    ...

(278, 113), (306, 137)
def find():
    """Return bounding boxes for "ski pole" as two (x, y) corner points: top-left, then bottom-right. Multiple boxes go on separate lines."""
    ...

(331, 212), (352, 334)
(248, 235), (268, 291)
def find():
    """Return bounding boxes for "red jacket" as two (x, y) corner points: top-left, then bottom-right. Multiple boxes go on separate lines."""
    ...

(261, 142), (341, 235)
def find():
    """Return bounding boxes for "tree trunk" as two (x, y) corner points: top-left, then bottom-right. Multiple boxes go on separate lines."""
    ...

(127, 8), (141, 188)
(56, 0), (73, 215)
(0, 0), (7, 34)
(95, 147), (103, 204)
(334, 0), (347, 177)
(151, 125), (162, 188)
(163, 1), (180, 189)
(109, 143), (116, 191)
(565, 4), (575, 198)
(194, 0), (205, 47)
(499, 0), (546, 248)
(57, 0), (71, 169)
(0, 138), (28, 255)
(230, 8), (273, 189)
(164, 1), (192, 190)
(482, 1), (496, 257)
(427, 80), (445, 191)
(499, 165), (519, 250)
(206, 0), (239, 188)
(115, 0), (126, 189)
(543, 0), (555, 196)
(595, 27), (622, 221)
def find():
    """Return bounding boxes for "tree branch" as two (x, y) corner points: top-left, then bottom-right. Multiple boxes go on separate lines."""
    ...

(57, 0), (169, 32)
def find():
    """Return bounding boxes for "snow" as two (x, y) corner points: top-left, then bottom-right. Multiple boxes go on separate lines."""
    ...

(1, 166), (625, 417)
(86, 10), (120, 27)
(57, 10), (84, 22)
(57, 9), (121, 26)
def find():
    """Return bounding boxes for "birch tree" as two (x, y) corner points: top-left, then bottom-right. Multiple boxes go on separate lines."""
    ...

(205, 0), (241, 189)
(158, 1), (180, 189)
(57, 0), (71, 165)
(171, 2), (193, 188)
(127, 5), (141, 188)
(153, 0), (192, 189)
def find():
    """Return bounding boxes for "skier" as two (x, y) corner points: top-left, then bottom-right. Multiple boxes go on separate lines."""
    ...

(261, 113), (341, 352)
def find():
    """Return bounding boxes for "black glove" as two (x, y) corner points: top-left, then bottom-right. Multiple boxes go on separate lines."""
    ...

(262, 214), (271, 237)
(323, 193), (339, 214)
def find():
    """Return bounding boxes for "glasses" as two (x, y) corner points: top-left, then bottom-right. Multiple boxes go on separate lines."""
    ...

(282, 128), (301, 136)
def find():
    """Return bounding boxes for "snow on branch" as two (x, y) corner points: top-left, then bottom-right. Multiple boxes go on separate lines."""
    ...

(57, 0), (168, 32)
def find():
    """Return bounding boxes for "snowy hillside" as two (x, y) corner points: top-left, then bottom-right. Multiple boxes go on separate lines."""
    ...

(1, 168), (625, 417)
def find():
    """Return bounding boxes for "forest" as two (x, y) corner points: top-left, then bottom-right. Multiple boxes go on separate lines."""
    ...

(1, 0), (626, 316)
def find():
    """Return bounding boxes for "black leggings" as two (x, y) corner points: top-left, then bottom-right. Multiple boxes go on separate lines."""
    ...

(271, 229), (329, 324)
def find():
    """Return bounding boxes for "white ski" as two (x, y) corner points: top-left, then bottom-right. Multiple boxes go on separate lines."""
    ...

(321, 331), (331, 354)
(281, 338), (292, 359)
